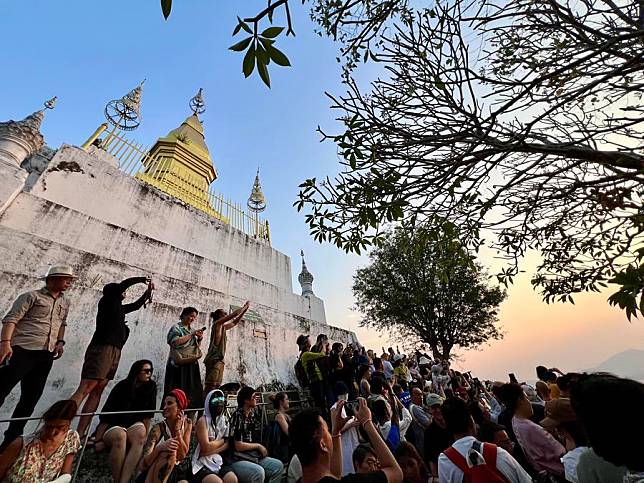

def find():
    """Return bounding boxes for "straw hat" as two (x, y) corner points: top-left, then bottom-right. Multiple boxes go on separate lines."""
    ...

(43, 264), (77, 279)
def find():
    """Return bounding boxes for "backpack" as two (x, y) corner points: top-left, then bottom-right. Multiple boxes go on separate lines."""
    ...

(294, 356), (309, 388)
(443, 441), (508, 483)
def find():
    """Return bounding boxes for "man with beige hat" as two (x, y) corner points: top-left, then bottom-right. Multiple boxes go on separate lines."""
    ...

(0, 264), (75, 451)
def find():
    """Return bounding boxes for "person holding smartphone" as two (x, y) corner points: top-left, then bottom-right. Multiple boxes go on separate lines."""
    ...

(291, 397), (403, 483)
(164, 307), (205, 412)
(71, 275), (154, 439)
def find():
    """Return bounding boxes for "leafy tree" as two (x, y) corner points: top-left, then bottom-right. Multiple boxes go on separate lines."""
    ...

(294, 0), (644, 318)
(353, 221), (505, 360)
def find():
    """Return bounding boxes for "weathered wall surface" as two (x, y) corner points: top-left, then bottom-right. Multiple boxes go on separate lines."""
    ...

(0, 145), (356, 433)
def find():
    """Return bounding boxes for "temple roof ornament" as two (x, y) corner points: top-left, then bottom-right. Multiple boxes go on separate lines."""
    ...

(104, 80), (144, 131)
(189, 88), (206, 117)
(247, 168), (267, 213)
(0, 98), (57, 166)
(298, 250), (315, 296)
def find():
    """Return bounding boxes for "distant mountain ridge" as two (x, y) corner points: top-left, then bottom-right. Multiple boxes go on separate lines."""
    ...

(584, 349), (644, 381)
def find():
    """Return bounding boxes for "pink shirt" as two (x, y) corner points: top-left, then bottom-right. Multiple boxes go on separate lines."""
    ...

(512, 416), (565, 476)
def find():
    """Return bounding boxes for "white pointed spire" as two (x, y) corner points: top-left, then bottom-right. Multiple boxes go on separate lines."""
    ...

(0, 98), (56, 166)
(298, 250), (314, 296)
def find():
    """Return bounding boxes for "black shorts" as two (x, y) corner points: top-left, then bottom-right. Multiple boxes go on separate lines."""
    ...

(193, 465), (234, 482)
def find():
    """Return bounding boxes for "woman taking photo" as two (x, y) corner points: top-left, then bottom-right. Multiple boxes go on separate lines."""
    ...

(138, 389), (193, 483)
(0, 399), (80, 483)
(192, 390), (237, 483)
(164, 307), (204, 412)
(92, 359), (157, 483)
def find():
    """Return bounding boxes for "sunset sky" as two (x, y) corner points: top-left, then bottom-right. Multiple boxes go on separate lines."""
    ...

(2, 1), (642, 383)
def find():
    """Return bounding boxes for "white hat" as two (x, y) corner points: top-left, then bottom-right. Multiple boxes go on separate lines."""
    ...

(419, 357), (431, 365)
(393, 354), (403, 362)
(43, 264), (77, 279)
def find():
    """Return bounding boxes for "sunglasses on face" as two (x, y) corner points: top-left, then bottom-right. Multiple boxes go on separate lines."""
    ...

(140, 368), (153, 374)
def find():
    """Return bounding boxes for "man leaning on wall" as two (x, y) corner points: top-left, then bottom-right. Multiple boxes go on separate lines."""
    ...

(0, 264), (75, 452)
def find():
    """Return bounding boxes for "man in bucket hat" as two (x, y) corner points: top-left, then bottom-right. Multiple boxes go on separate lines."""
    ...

(0, 264), (76, 450)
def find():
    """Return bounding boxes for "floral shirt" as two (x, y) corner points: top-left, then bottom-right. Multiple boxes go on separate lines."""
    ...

(6, 430), (80, 483)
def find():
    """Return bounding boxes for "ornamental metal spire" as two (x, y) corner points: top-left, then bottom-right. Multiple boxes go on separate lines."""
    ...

(189, 88), (206, 117)
(298, 250), (314, 297)
(247, 168), (267, 213)
(247, 168), (267, 239)
(104, 80), (145, 131)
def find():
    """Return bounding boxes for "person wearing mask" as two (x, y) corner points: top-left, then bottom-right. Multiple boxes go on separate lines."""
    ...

(0, 399), (80, 483)
(92, 359), (157, 483)
(498, 383), (565, 477)
(394, 442), (430, 483)
(138, 389), (193, 483)
(408, 387), (431, 457)
(192, 390), (237, 483)
(0, 265), (75, 450)
(203, 302), (250, 394)
(352, 445), (379, 475)
(331, 382), (362, 476)
(72, 276), (154, 438)
(267, 392), (291, 464)
(423, 394), (452, 477)
(438, 397), (531, 483)
(290, 398), (403, 483)
(164, 307), (205, 413)
(229, 386), (284, 483)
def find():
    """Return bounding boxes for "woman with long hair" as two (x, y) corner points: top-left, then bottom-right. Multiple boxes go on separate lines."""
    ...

(358, 364), (371, 398)
(394, 442), (429, 483)
(93, 359), (157, 483)
(0, 399), (80, 483)
(138, 389), (193, 483)
(191, 390), (238, 483)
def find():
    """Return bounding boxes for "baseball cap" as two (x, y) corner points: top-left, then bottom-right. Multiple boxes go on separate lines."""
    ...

(393, 354), (403, 362)
(419, 357), (431, 366)
(540, 398), (577, 428)
(425, 393), (444, 407)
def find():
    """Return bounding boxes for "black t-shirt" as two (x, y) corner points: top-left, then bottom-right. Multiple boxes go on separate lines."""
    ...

(423, 421), (452, 465)
(319, 470), (387, 483)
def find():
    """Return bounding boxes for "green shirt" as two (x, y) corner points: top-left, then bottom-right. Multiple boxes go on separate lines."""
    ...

(300, 351), (326, 383)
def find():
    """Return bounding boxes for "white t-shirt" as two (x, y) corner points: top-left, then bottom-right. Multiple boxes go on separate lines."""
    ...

(331, 401), (361, 476)
(438, 436), (532, 483)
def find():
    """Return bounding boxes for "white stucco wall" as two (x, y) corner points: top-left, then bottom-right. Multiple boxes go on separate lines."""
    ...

(0, 144), (357, 433)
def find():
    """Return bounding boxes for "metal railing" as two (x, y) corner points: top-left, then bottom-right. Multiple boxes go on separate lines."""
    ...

(0, 391), (310, 482)
(94, 129), (270, 243)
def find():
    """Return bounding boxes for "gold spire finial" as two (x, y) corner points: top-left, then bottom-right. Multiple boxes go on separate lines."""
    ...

(189, 88), (206, 117)
(104, 80), (145, 131)
(44, 97), (57, 110)
(247, 168), (267, 213)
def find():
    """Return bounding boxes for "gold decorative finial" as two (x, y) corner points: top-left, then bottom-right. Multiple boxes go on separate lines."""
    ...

(104, 80), (145, 131)
(189, 88), (206, 116)
(247, 168), (267, 213)
(44, 97), (57, 110)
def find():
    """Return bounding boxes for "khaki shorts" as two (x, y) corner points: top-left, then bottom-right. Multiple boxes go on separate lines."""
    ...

(204, 360), (225, 386)
(81, 344), (121, 380)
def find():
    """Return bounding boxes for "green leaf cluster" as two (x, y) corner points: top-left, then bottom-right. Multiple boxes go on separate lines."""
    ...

(230, 20), (291, 88)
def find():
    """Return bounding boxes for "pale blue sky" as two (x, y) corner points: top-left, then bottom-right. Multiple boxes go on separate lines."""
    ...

(2, 0), (642, 382)
(0, 0), (367, 328)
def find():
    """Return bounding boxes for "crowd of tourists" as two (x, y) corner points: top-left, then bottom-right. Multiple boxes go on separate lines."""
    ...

(0, 266), (643, 482)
